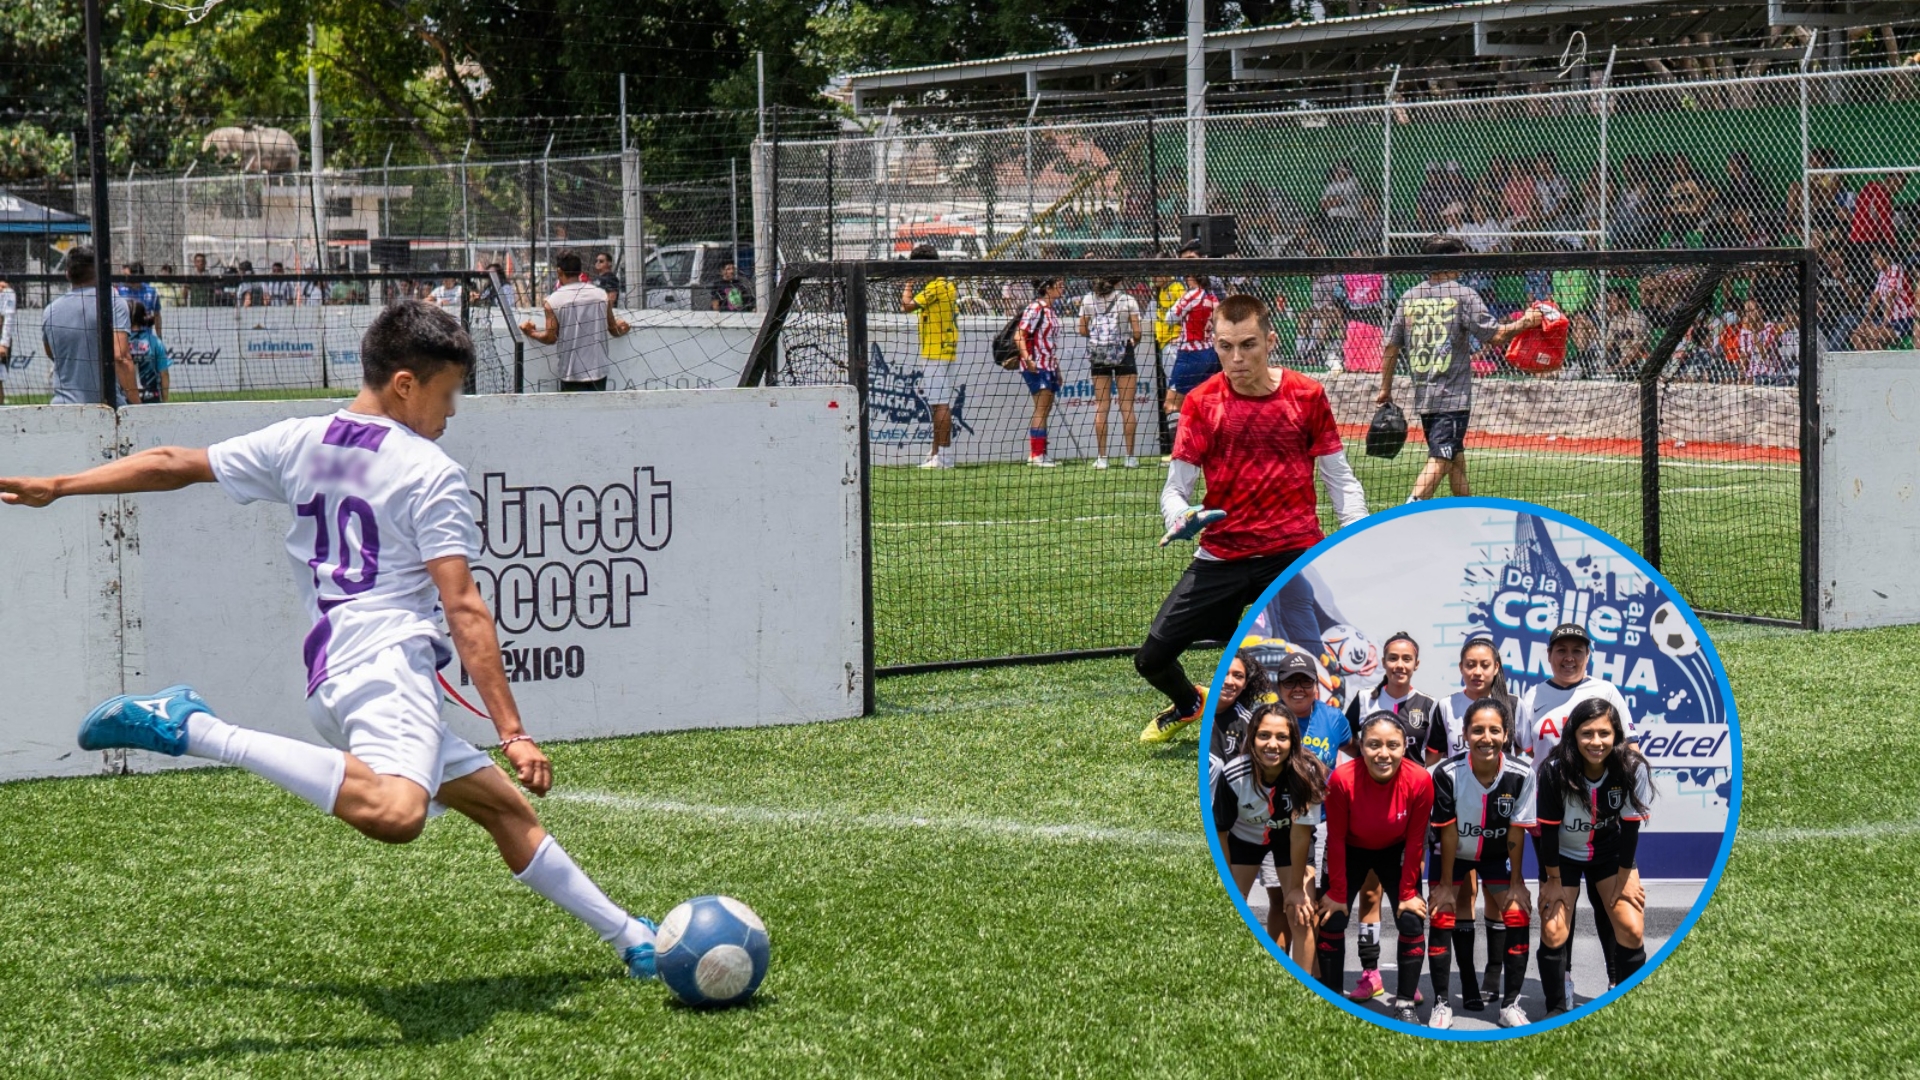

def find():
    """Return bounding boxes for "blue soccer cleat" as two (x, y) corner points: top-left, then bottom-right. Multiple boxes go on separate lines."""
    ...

(623, 916), (660, 980)
(77, 684), (211, 756)
(1159, 506), (1227, 547)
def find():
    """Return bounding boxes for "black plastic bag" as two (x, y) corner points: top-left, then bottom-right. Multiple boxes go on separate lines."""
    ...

(1366, 401), (1407, 459)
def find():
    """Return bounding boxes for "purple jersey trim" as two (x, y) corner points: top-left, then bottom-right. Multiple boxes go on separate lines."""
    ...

(303, 596), (351, 694)
(322, 416), (390, 452)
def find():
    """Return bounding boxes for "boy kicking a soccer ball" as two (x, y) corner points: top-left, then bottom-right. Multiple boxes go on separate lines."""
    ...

(0, 301), (660, 979)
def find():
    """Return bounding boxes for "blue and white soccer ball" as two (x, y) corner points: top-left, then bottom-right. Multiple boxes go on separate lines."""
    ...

(656, 895), (770, 1007)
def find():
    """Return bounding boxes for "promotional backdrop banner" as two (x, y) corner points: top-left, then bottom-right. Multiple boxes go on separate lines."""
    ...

(1242, 504), (1735, 881)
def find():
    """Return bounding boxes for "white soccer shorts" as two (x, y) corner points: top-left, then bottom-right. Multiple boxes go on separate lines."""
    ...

(920, 361), (955, 407)
(307, 637), (493, 812)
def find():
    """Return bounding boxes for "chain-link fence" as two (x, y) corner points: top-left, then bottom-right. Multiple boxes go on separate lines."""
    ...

(17, 148), (752, 318)
(775, 64), (1920, 369)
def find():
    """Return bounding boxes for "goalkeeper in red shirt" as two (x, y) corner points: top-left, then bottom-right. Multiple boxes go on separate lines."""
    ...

(1137, 293), (1370, 743)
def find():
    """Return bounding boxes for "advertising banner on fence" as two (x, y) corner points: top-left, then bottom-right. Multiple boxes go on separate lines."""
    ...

(0, 304), (761, 398)
(1245, 506), (1733, 880)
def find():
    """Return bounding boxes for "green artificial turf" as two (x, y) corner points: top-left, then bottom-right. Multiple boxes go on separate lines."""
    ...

(0, 622), (1911, 1078)
(872, 441), (1800, 667)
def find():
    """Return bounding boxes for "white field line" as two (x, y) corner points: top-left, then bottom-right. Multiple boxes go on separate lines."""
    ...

(554, 790), (1198, 849)
(1742, 818), (1920, 843)
(873, 512), (1154, 529)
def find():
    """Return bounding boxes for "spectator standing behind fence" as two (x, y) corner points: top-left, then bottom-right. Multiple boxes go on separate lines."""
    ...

(1851, 246), (1912, 350)
(127, 300), (170, 403)
(1078, 275), (1143, 470)
(1849, 173), (1902, 248)
(1014, 277), (1065, 467)
(709, 262), (754, 312)
(235, 261), (267, 308)
(475, 264), (517, 312)
(901, 245), (958, 470)
(42, 246), (139, 406)
(1163, 244), (1222, 440)
(116, 263), (161, 334)
(429, 277), (463, 308)
(266, 263), (298, 307)
(0, 279), (14, 404)
(155, 265), (183, 312)
(592, 252), (623, 301)
(1152, 258), (1186, 389)
(186, 253), (216, 307)
(520, 251), (630, 391)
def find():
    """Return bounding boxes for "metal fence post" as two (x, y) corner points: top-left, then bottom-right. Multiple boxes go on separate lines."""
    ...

(1379, 65), (1398, 255)
(845, 262), (875, 715)
(1148, 115), (1160, 251)
(1800, 31), (1818, 247)
(1799, 250), (1821, 629)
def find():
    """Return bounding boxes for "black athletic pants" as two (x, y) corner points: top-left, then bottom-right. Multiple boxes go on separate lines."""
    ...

(1136, 551), (1304, 715)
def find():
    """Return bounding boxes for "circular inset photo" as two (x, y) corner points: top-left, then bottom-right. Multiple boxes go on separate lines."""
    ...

(1200, 498), (1739, 1039)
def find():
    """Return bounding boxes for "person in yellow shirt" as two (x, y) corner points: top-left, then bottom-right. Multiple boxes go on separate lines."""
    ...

(901, 244), (959, 469)
(1152, 258), (1187, 457)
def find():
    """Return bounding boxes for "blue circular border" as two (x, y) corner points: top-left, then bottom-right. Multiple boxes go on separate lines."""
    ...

(1195, 496), (1744, 1041)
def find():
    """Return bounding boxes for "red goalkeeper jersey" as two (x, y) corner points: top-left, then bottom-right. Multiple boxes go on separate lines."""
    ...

(1171, 369), (1344, 559)
(1324, 757), (1434, 903)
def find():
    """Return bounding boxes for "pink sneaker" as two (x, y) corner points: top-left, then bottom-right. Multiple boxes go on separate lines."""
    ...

(1348, 969), (1385, 1002)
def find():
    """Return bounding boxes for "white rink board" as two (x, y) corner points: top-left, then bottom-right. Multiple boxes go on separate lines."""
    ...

(64, 386), (860, 779)
(1819, 350), (1920, 629)
(0, 407), (124, 781)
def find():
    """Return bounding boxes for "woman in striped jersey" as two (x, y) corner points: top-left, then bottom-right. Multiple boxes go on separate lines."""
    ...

(1429, 633), (1518, 1004)
(1426, 698), (1537, 1029)
(1211, 703), (1329, 966)
(1533, 696), (1655, 1017)
(1013, 277), (1066, 466)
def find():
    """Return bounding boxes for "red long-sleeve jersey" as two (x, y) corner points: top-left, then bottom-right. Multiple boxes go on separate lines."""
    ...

(1324, 757), (1434, 903)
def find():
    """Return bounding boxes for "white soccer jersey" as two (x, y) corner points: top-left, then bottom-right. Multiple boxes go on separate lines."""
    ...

(1517, 677), (1636, 762)
(1430, 752), (1538, 862)
(0, 285), (15, 351)
(1435, 691), (1480, 759)
(208, 410), (481, 694)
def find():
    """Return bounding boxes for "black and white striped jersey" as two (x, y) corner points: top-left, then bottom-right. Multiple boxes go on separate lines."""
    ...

(1536, 764), (1654, 863)
(1344, 685), (1444, 760)
(1210, 753), (1322, 846)
(1430, 752), (1538, 862)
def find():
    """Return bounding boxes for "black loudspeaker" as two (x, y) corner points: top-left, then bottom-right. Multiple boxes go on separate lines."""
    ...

(1179, 214), (1237, 257)
(369, 237), (411, 268)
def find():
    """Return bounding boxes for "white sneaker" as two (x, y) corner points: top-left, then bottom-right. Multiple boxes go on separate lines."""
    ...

(1028, 456), (1058, 468)
(937, 453), (955, 469)
(1427, 1000), (1454, 1029)
(919, 455), (942, 469)
(1124, 456), (1140, 468)
(1091, 457), (1109, 470)
(1498, 1002), (1527, 1028)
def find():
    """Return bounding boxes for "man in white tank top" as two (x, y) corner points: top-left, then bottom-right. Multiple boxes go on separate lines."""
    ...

(521, 250), (632, 390)
(0, 300), (664, 981)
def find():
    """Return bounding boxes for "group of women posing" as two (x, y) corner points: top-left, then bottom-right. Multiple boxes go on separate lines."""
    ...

(1208, 631), (1655, 1028)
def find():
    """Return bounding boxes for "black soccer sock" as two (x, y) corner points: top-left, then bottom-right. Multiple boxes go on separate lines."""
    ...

(1587, 878), (1620, 986)
(1502, 909), (1532, 1008)
(1133, 634), (1201, 716)
(1394, 909), (1427, 1003)
(1357, 918), (1382, 971)
(1316, 911), (1350, 991)
(1452, 920), (1478, 1004)
(1481, 919), (1506, 999)
(1426, 911), (1455, 1003)
(1539, 940), (1570, 1011)
(1618, 943), (1648, 981)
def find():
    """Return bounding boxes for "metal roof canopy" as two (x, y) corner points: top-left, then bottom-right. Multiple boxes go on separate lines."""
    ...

(845, 0), (1910, 112)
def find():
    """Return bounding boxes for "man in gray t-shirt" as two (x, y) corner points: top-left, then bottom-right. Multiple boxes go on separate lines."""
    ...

(1377, 236), (1522, 501)
(42, 246), (139, 406)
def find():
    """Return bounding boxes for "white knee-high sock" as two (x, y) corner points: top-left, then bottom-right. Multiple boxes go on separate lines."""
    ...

(185, 713), (347, 814)
(515, 835), (654, 953)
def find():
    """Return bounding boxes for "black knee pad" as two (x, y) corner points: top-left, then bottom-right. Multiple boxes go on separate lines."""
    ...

(1396, 909), (1425, 938)
(1319, 911), (1350, 938)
